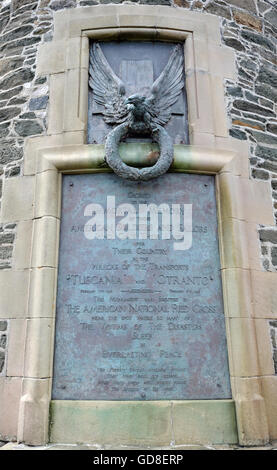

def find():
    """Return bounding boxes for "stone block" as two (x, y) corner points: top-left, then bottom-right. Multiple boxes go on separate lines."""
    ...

(261, 376), (277, 440)
(31, 217), (60, 268)
(221, 268), (252, 318)
(231, 376), (269, 446)
(228, 318), (261, 377)
(1, 176), (35, 223)
(219, 218), (249, 269)
(0, 270), (29, 319)
(50, 400), (172, 445)
(63, 68), (86, 132)
(18, 378), (51, 445)
(28, 268), (57, 318)
(172, 400), (237, 445)
(6, 319), (26, 377)
(254, 319), (276, 375)
(37, 40), (67, 76)
(34, 171), (61, 219)
(14, 219), (33, 269)
(48, 73), (65, 135)
(0, 377), (22, 442)
(251, 270), (277, 319)
(24, 318), (54, 378)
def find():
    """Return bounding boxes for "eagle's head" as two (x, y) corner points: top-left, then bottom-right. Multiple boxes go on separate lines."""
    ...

(125, 94), (147, 107)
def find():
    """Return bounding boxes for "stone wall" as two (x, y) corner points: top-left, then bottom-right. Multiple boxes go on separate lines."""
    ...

(0, 0), (276, 271)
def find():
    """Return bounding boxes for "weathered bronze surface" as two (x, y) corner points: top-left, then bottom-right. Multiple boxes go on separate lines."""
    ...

(52, 173), (231, 400)
(88, 42), (187, 180)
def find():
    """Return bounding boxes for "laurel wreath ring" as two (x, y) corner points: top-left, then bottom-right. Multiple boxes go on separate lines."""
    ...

(105, 122), (174, 181)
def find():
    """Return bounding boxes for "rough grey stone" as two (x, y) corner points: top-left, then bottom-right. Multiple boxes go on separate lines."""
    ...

(249, 130), (277, 146)
(228, 0), (257, 14)
(271, 180), (277, 191)
(25, 57), (35, 65)
(0, 335), (6, 349)
(255, 84), (277, 103)
(241, 30), (275, 52)
(258, 160), (277, 172)
(232, 117), (265, 131)
(224, 37), (246, 52)
(29, 95), (48, 110)
(13, 0), (35, 9)
(241, 113), (266, 123)
(261, 246), (268, 255)
(257, 65), (277, 89)
(50, 0), (76, 10)
(34, 76), (47, 85)
(256, 145), (277, 161)
(25, 47), (36, 56)
(0, 145), (23, 165)
(4, 224), (16, 229)
(0, 122), (10, 138)
(0, 15), (9, 35)
(0, 25), (34, 46)
(273, 350), (277, 373)
(251, 44), (277, 67)
(267, 123), (277, 135)
(5, 165), (20, 177)
(8, 97), (28, 106)
(226, 86), (243, 97)
(229, 128), (247, 140)
(19, 112), (36, 119)
(204, 3), (231, 20)
(0, 246), (13, 259)
(271, 246), (277, 266)
(139, 0), (171, 4)
(259, 98), (274, 109)
(0, 351), (5, 373)
(263, 258), (270, 270)
(239, 58), (258, 72)
(0, 57), (24, 76)
(252, 168), (269, 180)
(0, 232), (15, 244)
(264, 9), (277, 29)
(238, 68), (253, 82)
(0, 321), (7, 332)
(260, 229), (277, 244)
(233, 100), (275, 117)
(0, 107), (21, 123)
(79, 0), (98, 4)
(14, 119), (43, 136)
(0, 262), (11, 269)
(250, 157), (258, 165)
(0, 68), (34, 90)
(0, 86), (23, 101)
(0, 36), (40, 55)
(245, 91), (259, 103)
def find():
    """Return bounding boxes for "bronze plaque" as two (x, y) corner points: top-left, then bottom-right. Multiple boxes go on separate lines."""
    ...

(52, 173), (232, 400)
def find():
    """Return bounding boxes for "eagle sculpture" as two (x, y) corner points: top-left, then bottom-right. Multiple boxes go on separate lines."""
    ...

(89, 43), (185, 181)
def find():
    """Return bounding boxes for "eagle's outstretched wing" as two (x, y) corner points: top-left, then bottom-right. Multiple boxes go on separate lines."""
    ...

(89, 43), (128, 125)
(145, 45), (185, 127)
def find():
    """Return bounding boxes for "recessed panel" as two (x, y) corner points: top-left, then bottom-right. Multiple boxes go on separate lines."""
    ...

(52, 173), (231, 400)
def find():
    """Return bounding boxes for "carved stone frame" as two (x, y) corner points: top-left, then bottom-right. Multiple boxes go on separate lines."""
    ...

(7, 4), (274, 445)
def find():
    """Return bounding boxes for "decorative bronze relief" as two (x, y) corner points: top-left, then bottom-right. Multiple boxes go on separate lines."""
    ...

(88, 43), (186, 180)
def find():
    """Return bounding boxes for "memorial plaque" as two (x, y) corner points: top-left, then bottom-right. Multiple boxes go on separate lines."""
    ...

(52, 173), (232, 400)
(87, 41), (189, 145)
